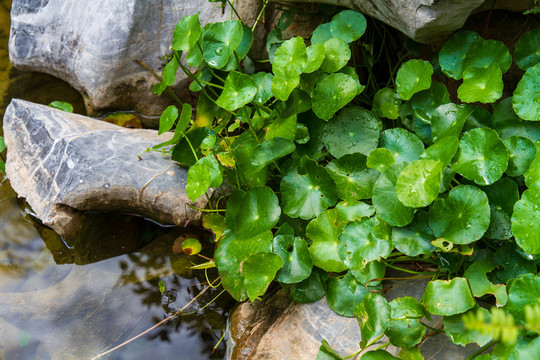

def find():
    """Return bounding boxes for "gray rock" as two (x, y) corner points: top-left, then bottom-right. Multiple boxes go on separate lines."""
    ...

(227, 275), (484, 359)
(281, 0), (535, 44)
(3, 99), (208, 242)
(8, 0), (262, 121)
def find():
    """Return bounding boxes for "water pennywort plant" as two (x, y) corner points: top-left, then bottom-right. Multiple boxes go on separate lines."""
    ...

(147, 5), (540, 358)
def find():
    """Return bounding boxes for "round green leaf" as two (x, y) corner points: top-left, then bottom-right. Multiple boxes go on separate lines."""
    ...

(463, 39), (512, 74)
(306, 209), (347, 273)
(494, 243), (538, 284)
(265, 114), (297, 141)
(451, 127), (509, 185)
(420, 136), (459, 167)
(338, 217), (393, 268)
(379, 128), (424, 163)
(243, 252), (283, 301)
(396, 159), (443, 208)
(355, 293), (390, 348)
(326, 271), (369, 317)
(458, 64), (503, 103)
(303, 43), (325, 73)
(367, 148), (395, 172)
(272, 36), (307, 77)
(172, 14), (201, 51)
(372, 162), (415, 227)
(181, 237), (202, 255)
(215, 230), (273, 301)
(409, 81), (450, 125)
(289, 267), (327, 303)
(223, 24), (253, 71)
(503, 136), (536, 177)
(439, 30), (482, 79)
(507, 273), (540, 323)
(186, 156), (222, 201)
(392, 211), (435, 256)
(492, 97), (540, 141)
(312, 73), (358, 121)
(329, 10), (367, 43)
(430, 103), (474, 142)
(396, 59), (433, 101)
(509, 336), (540, 360)
(443, 307), (493, 346)
(525, 139), (540, 187)
(482, 177), (519, 240)
(512, 62), (540, 121)
(311, 22), (332, 45)
(202, 20), (243, 69)
(251, 137), (295, 172)
(428, 185), (490, 245)
(514, 29), (540, 71)
(252, 72), (274, 105)
(372, 88), (402, 120)
(422, 278), (475, 316)
(158, 105), (179, 135)
(230, 132), (268, 187)
(386, 297), (427, 349)
(320, 38), (350, 73)
(227, 186), (281, 241)
(326, 153), (379, 201)
(464, 260), (508, 306)
(323, 106), (380, 157)
(335, 200), (375, 223)
(272, 235), (312, 284)
(512, 183), (540, 255)
(271, 73), (299, 101)
(216, 71), (257, 111)
(48, 100), (74, 113)
(350, 260), (385, 286)
(281, 157), (338, 219)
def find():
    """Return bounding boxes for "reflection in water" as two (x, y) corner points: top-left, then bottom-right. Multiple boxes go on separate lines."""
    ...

(0, 1), (232, 358)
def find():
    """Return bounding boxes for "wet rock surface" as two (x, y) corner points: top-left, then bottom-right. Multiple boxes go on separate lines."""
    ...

(3, 99), (207, 243)
(8, 0), (262, 119)
(227, 275), (483, 360)
(283, 0), (535, 43)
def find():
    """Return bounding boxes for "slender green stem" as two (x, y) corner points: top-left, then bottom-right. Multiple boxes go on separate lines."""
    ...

(373, 341), (390, 351)
(252, 0), (268, 33)
(419, 321), (444, 333)
(227, 0), (242, 21)
(464, 340), (498, 360)
(383, 261), (437, 275)
(343, 348), (362, 359)
(187, 204), (226, 212)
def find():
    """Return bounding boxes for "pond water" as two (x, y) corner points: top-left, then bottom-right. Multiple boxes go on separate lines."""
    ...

(0, 1), (232, 359)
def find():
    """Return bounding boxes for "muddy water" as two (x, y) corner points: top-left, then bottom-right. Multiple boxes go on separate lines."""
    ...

(0, 1), (231, 358)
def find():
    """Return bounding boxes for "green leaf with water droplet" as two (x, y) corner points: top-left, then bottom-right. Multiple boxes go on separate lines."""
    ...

(215, 230), (273, 301)
(271, 73), (300, 101)
(306, 209), (347, 273)
(452, 128), (509, 185)
(379, 128), (424, 163)
(323, 106), (380, 157)
(514, 29), (540, 71)
(512, 183), (540, 255)
(422, 278), (475, 316)
(329, 10), (366, 43)
(458, 64), (503, 104)
(392, 211), (435, 256)
(409, 81), (450, 125)
(463, 39), (512, 74)
(272, 235), (312, 284)
(216, 71), (257, 111)
(223, 24), (253, 71)
(428, 185), (490, 245)
(281, 157), (338, 219)
(492, 98), (540, 141)
(251, 72), (274, 105)
(513, 62), (540, 121)
(439, 30), (482, 79)
(335, 200), (375, 223)
(338, 217), (393, 268)
(326, 271), (369, 317)
(373, 162), (415, 227)
(251, 137), (295, 172)
(202, 20), (243, 69)
(172, 14), (201, 51)
(272, 36), (307, 77)
(303, 43), (325, 73)
(367, 148), (395, 172)
(243, 252), (283, 301)
(464, 260), (508, 306)
(503, 136), (536, 177)
(265, 114), (297, 141)
(186, 156), (222, 201)
(396, 59), (433, 101)
(326, 153), (378, 201)
(494, 243), (537, 284)
(312, 73), (358, 121)
(431, 103), (474, 142)
(396, 159), (443, 208)
(320, 38), (350, 73)
(311, 22), (332, 45)
(355, 293), (390, 348)
(482, 177), (519, 240)
(386, 297), (427, 348)
(372, 88), (402, 120)
(420, 136), (459, 168)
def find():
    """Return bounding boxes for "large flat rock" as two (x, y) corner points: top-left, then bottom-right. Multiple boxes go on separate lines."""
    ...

(3, 99), (207, 241)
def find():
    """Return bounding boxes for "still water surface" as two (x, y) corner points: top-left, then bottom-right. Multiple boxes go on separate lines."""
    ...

(0, 1), (231, 358)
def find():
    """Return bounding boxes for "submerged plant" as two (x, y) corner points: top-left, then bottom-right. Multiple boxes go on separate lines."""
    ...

(146, 5), (540, 358)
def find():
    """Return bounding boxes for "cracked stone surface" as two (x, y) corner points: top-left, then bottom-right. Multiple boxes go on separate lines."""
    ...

(3, 99), (207, 242)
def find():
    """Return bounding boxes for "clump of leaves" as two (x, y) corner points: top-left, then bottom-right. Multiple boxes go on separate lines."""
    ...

(148, 8), (540, 359)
